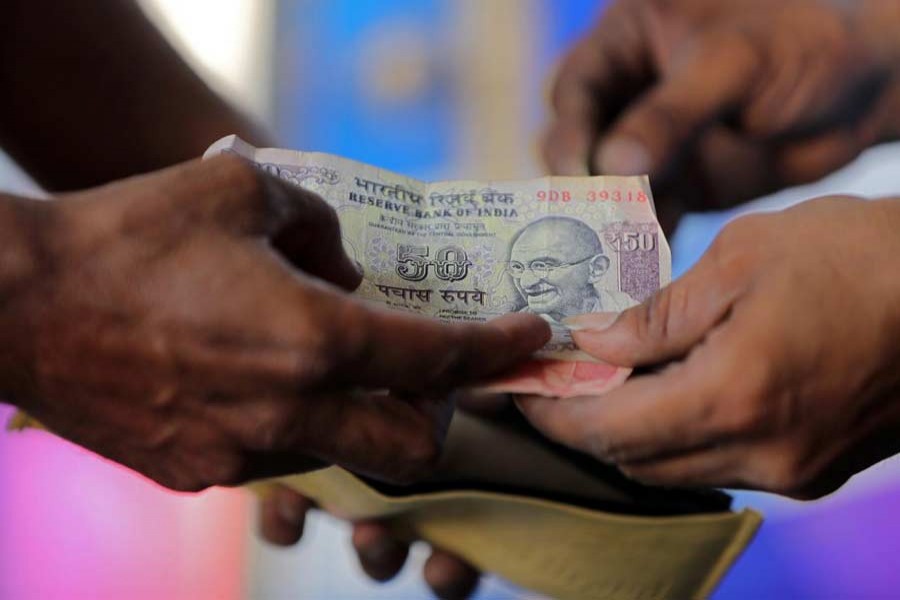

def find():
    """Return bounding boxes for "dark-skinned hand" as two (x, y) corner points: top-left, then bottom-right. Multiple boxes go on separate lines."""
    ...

(520, 197), (900, 499)
(0, 155), (550, 492)
(543, 0), (900, 231)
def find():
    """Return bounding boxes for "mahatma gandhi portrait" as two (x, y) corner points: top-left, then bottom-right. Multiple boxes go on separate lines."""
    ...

(508, 216), (611, 322)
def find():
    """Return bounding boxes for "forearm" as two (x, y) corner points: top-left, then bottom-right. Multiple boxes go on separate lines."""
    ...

(0, 0), (273, 191)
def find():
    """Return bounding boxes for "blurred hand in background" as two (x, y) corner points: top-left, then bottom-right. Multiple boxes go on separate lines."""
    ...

(255, 393), (519, 599)
(259, 484), (481, 600)
(543, 0), (900, 231)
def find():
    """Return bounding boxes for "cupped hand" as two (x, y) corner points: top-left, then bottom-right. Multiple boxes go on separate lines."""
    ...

(259, 484), (480, 600)
(543, 0), (900, 231)
(519, 196), (900, 498)
(0, 156), (550, 491)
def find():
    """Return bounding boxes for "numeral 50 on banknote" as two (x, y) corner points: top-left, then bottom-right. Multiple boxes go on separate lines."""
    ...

(396, 244), (472, 282)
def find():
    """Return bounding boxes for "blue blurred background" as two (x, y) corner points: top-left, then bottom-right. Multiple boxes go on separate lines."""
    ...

(3, 1), (900, 598)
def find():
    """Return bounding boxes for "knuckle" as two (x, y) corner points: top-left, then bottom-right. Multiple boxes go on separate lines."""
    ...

(319, 302), (374, 380)
(143, 421), (180, 452)
(710, 341), (785, 438)
(152, 448), (247, 492)
(715, 371), (771, 437)
(211, 154), (265, 198)
(245, 404), (295, 451)
(619, 462), (673, 487)
(418, 325), (471, 390)
(710, 218), (757, 261)
(629, 286), (677, 350)
(209, 154), (270, 226)
(139, 449), (210, 493)
(440, 327), (478, 384)
(195, 450), (247, 488)
(210, 452), (248, 487)
(707, 216), (771, 277)
(621, 98), (680, 145)
(293, 342), (333, 386)
(763, 460), (806, 496)
(583, 428), (623, 463)
(549, 57), (585, 113)
(404, 432), (443, 477)
(382, 432), (442, 486)
(153, 469), (208, 493)
(720, 395), (768, 438)
(283, 297), (347, 387)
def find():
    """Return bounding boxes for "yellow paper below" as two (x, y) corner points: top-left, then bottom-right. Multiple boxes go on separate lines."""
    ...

(9, 410), (760, 599)
(257, 468), (760, 600)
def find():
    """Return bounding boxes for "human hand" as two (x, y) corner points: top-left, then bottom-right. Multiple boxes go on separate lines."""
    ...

(259, 484), (480, 600)
(519, 196), (900, 498)
(543, 0), (900, 231)
(0, 156), (550, 491)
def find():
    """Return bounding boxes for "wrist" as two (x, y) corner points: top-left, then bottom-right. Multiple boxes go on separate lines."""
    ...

(0, 194), (54, 409)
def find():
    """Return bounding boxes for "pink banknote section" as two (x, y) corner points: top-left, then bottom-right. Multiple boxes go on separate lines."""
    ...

(481, 359), (631, 399)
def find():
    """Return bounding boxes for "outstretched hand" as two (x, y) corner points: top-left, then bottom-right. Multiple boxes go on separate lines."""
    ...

(520, 197), (900, 498)
(0, 156), (550, 491)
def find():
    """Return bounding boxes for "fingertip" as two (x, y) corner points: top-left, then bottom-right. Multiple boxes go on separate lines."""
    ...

(351, 520), (390, 550)
(258, 485), (311, 546)
(424, 550), (480, 600)
(542, 122), (591, 176)
(352, 521), (409, 582)
(594, 136), (652, 176)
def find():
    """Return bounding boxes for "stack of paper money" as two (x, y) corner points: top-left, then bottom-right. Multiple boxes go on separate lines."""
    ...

(205, 135), (671, 398)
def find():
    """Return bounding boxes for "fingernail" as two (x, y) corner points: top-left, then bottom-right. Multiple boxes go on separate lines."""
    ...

(595, 138), (651, 175)
(277, 496), (304, 526)
(563, 312), (618, 332)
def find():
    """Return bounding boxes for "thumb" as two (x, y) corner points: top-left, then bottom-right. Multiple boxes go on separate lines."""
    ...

(565, 248), (740, 366)
(594, 34), (760, 179)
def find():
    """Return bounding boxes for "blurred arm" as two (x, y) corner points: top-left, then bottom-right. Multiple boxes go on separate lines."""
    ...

(0, 0), (272, 190)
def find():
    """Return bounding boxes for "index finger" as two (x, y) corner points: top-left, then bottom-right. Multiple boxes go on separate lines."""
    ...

(332, 305), (552, 393)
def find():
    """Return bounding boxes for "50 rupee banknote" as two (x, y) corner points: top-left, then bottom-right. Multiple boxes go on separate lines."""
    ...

(204, 136), (671, 397)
